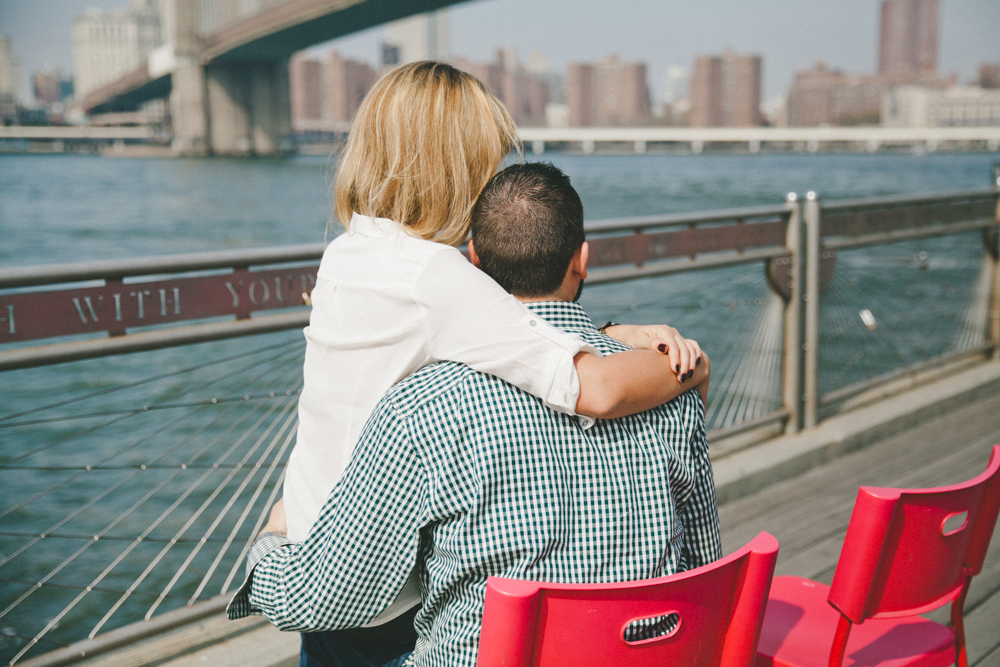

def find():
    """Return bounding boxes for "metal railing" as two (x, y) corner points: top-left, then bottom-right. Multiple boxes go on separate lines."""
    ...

(2, 186), (999, 665)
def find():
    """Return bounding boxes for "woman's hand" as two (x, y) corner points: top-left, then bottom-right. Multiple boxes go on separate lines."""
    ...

(604, 324), (703, 382)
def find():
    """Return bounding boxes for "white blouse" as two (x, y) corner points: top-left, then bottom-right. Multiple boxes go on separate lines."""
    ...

(282, 213), (596, 623)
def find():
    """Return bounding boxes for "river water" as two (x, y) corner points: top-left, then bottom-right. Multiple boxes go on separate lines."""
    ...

(1, 151), (997, 267)
(1, 150), (998, 662)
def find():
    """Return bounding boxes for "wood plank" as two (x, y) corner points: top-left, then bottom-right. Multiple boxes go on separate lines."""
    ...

(974, 643), (1000, 667)
(718, 391), (1000, 532)
(773, 531), (847, 583)
(965, 583), (1000, 665)
(717, 387), (1000, 654)
(720, 428), (992, 555)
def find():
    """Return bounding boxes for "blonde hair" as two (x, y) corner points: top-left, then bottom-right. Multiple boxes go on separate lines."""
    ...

(333, 61), (521, 247)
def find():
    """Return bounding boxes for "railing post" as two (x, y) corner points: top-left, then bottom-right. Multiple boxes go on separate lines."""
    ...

(781, 193), (804, 434)
(988, 182), (1000, 360)
(803, 191), (822, 428)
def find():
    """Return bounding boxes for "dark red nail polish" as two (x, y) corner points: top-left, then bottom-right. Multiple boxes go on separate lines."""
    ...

(687, 370), (694, 379)
(675, 364), (680, 372)
(657, 343), (666, 353)
(696, 357), (702, 366)
(681, 376), (687, 383)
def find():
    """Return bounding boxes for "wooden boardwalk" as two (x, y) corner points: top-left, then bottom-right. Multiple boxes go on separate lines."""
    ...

(718, 388), (1000, 666)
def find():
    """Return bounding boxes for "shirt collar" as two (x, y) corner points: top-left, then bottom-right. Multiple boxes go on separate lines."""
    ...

(347, 212), (410, 240)
(523, 301), (599, 335)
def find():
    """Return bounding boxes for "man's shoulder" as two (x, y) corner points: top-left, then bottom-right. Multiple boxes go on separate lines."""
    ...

(380, 361), (484, 420)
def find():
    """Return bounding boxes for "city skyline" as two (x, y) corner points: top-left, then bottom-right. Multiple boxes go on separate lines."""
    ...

(1, 0), (997, 106)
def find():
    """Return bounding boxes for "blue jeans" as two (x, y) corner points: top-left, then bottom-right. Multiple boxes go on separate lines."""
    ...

(298, 606), (418, 667)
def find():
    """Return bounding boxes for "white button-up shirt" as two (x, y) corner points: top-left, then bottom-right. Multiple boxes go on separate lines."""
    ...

(282, 213), (596, 623)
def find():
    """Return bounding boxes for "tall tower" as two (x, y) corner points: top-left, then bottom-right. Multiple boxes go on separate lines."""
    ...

(382, 10), (449, 67)
(0, 37), (24, 104)
(689, 51), (761, 127)
(72, 0), (162, 97)
(878, 0), (939, 75)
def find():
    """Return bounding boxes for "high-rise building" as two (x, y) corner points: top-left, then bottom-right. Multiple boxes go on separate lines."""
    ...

(786, 63), (884, 126)
(454, 49), (551, 127)
(72, 0), (162, 97)
(327, 51), (378, 124)
(289, 51), (378, 130)
(878, 0), (939, 75)
(660, 65), (688, 107)
(0, 37), (23, 122)
(690, 56), (722, 127)
(979, 63), (1000, 89)
(0, 37), (24, 105)
(290, 56), (324, 122)
(565, 55), (649, 127)
(689, 50), (762, 127)
(565, 63), (595, 127)
(33, 69), (73, 106)
(785, 60), (947, 126)
(382, 11), (449, 67)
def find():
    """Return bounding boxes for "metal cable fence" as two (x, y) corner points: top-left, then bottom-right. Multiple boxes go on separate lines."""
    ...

(582, 265), (785, 435)
(817, 232), (992, 401)
(0, 332), (304, 664)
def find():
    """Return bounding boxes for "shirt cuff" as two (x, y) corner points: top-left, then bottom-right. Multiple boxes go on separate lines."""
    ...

(226, 533), (293, 620)
(549, 336), (600, 431)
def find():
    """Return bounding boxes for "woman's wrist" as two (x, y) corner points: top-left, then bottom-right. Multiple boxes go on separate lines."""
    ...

(257, 529), (286, 540)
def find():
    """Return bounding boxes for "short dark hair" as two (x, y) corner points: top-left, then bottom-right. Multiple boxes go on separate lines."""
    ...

(470, 162), (585, 297)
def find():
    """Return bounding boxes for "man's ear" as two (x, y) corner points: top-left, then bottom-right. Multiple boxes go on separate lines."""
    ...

(467, 238), (482, 268)
(572, 242), (589, 280)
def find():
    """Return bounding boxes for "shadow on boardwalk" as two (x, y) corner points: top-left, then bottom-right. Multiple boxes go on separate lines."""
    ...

(719, 388), (1000, 666)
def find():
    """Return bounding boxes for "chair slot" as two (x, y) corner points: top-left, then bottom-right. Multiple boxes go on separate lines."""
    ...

(941, 510), (969, 536)
(622, 611), (681, 644)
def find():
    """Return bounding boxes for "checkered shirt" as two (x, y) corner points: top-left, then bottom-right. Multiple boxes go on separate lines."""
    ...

(227, 301), (722, 666)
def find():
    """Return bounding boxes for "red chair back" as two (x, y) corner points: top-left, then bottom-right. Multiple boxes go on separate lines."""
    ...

(827, 444), (1000, 623)
(476, 532), (779, 667)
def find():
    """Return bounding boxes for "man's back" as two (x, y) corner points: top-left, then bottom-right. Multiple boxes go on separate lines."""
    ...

(378, 301), (721, 664)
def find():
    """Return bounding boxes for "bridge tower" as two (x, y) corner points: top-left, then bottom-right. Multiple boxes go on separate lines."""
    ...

(165, 0), (294, 157)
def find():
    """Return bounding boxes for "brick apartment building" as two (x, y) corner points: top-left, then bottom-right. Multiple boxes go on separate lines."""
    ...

(689, 50), (762, 127)
(289, 51), (377, 130)
(565, 55), (649, 127)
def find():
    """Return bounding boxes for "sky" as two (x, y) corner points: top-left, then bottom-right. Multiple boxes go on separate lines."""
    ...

(1, 0), (998, 103)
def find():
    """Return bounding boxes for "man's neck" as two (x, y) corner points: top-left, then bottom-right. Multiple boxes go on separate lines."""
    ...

(514, 281), (578, 305)
(516, 294), (563, 304)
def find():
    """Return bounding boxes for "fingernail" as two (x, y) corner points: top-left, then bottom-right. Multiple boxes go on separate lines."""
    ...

(696, 357), (702, 366)
(681, 376), (687, 383)
(675, 364), (681, 373)
(657, 343), (667, 353)
(687, 370), (694, 379)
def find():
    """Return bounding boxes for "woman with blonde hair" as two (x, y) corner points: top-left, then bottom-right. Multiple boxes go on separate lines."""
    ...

(271, 61), (705, 667)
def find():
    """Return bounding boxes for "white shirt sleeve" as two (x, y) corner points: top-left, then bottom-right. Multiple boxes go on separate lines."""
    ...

(416, 248), (599, 416)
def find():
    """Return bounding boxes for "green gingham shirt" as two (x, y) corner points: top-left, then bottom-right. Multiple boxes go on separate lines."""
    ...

(227, 301), (722, 666)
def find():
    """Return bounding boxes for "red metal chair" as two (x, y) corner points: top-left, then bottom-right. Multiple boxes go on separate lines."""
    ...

(756, 445), (1000, 667)
(475, 532), (779, 667)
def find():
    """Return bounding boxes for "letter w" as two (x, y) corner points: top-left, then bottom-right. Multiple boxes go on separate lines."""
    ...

(72, 296), (104, 324)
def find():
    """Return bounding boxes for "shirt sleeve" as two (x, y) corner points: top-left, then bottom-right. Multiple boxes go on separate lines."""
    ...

(676, 393), (723, 570)
(416, 248), (598, 417)
(226, 402), (426, 631)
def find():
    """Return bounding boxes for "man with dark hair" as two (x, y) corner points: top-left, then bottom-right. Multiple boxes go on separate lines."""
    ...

(229, 162), (719, 667)
(470, 162), (586, 299)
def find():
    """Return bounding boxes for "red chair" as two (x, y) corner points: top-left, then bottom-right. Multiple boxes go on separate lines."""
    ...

(756, 445), (1000, 667)
(476, 532), (779, 667)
